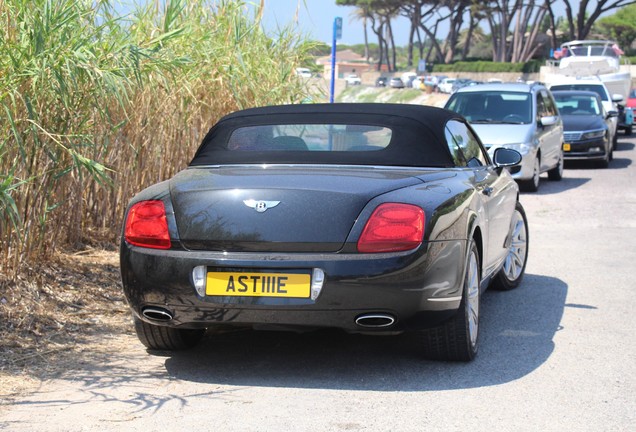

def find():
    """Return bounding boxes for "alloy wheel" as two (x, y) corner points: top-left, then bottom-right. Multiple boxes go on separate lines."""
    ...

(466, 249), (480, 348)
(503, 209), (528, 282)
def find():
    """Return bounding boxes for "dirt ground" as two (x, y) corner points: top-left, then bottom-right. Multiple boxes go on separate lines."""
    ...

(0, 247), (130, 400)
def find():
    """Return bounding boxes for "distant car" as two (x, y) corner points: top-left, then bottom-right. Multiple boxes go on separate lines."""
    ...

(389, 77), (405, 89)
(295, 68), (312, 78)
(552, 90), (618, 167)
(625, 88), (636, 135)
(400, 72), (417, 87)
(345, 74), (362, 86)
(120, 103), (528, 362)
(445, 82), (564, 192)
(375, 76), (388, 87)
(627, 88), (636, 109)
(548, 78), (621, 147)
(451, 79), (482, 93)
(438, 78), (456, 94)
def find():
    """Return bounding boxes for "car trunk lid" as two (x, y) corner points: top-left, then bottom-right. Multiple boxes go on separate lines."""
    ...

(169, 166), (424, 252)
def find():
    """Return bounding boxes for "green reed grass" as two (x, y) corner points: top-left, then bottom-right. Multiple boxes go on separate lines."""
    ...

(0, 0), (317, 277)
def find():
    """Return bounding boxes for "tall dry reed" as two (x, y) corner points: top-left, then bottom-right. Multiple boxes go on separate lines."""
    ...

(0, 0), (317, 278)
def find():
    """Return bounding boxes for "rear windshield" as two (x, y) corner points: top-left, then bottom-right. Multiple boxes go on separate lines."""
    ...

(550, 84), (609, 101)
(190, 111), (455, 168)
(227, 124), (392, 152)
(446, 91), (532, 124)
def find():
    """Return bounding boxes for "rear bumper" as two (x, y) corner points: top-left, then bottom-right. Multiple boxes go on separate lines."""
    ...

(120, 239), (467, 333)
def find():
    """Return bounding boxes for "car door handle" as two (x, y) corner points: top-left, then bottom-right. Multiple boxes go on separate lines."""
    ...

(482, 186), (494, 196)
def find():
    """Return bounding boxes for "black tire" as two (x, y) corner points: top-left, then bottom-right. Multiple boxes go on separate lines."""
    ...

(133, 315), (205, 350)
(418, 242), (480, 362)
(492, 202), (529, 291)
(547, 152), (564, 181)
(597, 137), (610, 168)
(520, 157), (540, 192)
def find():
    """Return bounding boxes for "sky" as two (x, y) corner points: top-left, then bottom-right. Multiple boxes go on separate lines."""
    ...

(255, 0), (412, 46)
(256, 0), (579, 47)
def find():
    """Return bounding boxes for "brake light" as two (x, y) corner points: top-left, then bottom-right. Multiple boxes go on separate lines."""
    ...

(124, 200), (171, 249)
(357, 203), (424, 253)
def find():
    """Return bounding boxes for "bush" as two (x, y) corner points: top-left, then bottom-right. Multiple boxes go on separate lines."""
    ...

(0, 0), (316, 277)
(432, 60), (542, 73)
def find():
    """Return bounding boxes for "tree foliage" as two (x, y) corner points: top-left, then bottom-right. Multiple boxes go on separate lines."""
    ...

(595, 4), (636, 51)
(553, 0), (636, 41)
(336, 0), (636, 67)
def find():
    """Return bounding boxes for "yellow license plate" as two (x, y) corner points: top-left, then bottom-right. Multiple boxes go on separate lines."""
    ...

(206, 271), (311, 298)
(563, 143), (571, 151)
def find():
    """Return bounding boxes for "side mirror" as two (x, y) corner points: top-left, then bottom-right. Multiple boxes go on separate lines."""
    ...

(611, 94), (624, 103)
(607, 110), (619, 118)
(493, 148), (522, 167)
(540, 115), (558, 127)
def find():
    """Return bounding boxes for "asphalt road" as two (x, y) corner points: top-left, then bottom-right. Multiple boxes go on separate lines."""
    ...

(2, 135), (635, 431)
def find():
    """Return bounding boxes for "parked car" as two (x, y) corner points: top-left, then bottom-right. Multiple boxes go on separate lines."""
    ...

(552, 90), (617, 167)
(445, 82), (564, 192)
(400, 72), (417, 87)
(295, 67), (312, 78)
(389, 77), (405, 88)
(627, 88), (636, 108)
(451, 79), (482, 93)
(375, 76), (388, 87)
(438, 77), (456, 94)
(548, 78), (621, 147)
(345, 74), (362, 86)
(120, 103), (528, 362)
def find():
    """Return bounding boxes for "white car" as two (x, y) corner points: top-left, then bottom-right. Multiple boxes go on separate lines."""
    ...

(295, 68), (312, 78)
(345, 74), (362, 86)
(400, 72), (417, 87)
(438, 77), (457, 94)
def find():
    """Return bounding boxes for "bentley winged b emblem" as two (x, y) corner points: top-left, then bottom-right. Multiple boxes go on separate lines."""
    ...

(243, 199), (280, 213)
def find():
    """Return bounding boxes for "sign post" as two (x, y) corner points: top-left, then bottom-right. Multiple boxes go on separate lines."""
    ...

(417, 59), (427, 74)
(330, 17), (342, 103)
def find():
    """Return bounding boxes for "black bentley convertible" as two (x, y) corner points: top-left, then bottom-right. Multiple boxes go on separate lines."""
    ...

(120, 103), (529, 361)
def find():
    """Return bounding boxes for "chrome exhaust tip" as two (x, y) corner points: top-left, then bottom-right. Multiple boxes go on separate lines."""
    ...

(355, 313), (396, 328)
(141, 307), (173, 322)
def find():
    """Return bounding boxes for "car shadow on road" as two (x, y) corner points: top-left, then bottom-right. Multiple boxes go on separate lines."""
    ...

(162, 273), (566, 392)
(565, 157), (632, 170)
(531, 176), (590, 195)
(614, 140), (634, 152)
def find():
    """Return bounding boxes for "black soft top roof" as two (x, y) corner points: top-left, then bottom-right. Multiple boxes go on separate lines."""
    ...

(190, 103), (464, 168)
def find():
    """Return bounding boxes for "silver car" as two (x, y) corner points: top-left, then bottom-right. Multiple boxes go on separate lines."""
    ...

(445, 82), (564, 192)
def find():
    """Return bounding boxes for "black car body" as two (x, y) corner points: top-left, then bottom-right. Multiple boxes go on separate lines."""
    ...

(120, 103), (528, 361)
(389, 77), (404, 88)
(375, 76), (388, 87)
(552, 90), (617, 167)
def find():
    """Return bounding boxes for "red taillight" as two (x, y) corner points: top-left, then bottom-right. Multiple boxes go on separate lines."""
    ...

(124, 200), (171, 249)
(357, 203), (425, 253)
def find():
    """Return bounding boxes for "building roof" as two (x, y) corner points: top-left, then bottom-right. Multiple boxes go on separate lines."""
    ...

(316, 49), (368, 65)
